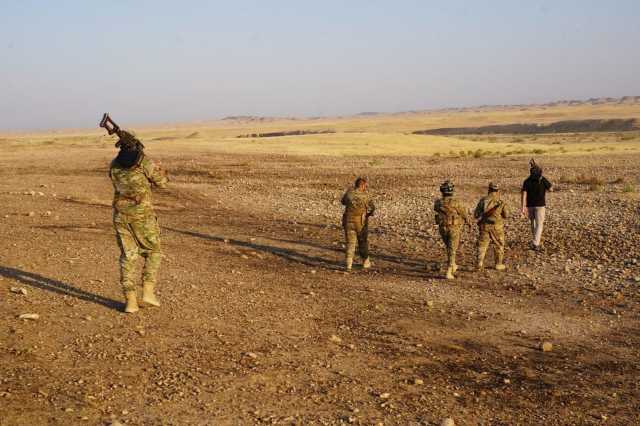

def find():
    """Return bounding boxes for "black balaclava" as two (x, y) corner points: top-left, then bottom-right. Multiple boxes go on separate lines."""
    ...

(529, 159), (542, 179)
(115, 130), (145, 168)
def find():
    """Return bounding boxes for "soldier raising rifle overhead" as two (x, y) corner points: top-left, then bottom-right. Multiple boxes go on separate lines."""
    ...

(100, 113), (169, 314)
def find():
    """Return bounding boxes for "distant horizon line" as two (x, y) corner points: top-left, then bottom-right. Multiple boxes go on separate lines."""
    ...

(2, 94), (639, 135)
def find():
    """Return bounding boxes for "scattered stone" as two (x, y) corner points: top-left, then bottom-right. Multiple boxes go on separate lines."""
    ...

(10, 287), (27, 295)
(441, 419), (455, 426)
(43, 211), (52, 217)
(244, 352), (258, 359)
(18, 313), (40, 320)
(379, 392), (391, 399)
(540, 341), (554, 352)
(503, 378), (511, 384)
(27, 212), (36, 217)
(413, 378), (424, 385)
(109, 421), (124, 426)
(329, 335), (342, 344)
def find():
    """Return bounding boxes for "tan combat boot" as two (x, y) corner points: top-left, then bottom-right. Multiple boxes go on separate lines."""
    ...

(445, 266), (455, 280)
(477, 251), (486, 272)
(363, 258), (372, 269)
(346, 256), (353, 272)
(124, 291), (139, 314)
(142, 283), (161, 307)
(495, 254), (506, 271)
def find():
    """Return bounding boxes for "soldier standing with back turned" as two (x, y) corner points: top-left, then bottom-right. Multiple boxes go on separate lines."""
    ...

(101, 114), (169, 313)
(341, 177), (376, 271)
(434, 181), (470, 280)
(474, 182), (508, 271)
(521, 159), (552, 251)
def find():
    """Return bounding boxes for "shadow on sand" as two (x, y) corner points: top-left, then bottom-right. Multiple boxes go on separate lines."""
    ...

(0, 266), (122, 311)
(165, 227), (442, 278)
(165, 227), (345, 270)
(266, 236), (438, 273)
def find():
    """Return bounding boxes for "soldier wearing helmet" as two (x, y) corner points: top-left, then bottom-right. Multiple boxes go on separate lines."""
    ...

(341, 177), (376, 271)
(434, 180), (470, 280)
(474, 182), (508, 271)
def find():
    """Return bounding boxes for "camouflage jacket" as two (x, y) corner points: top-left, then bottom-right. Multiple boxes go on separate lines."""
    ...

(341, 188), (376, 221)
(434, 196), (469, 228)
(474, 193), (508, 226)
(109, 156), (168, 218)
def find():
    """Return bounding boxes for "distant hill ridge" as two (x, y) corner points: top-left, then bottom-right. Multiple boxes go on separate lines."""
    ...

(399, 95), (640, 116)
(220, 96), (640, 122)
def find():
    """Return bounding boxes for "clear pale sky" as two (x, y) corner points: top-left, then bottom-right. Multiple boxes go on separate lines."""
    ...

(1, 0), (639, 130)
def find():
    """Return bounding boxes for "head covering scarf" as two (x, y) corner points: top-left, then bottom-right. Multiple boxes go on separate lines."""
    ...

(115, 130), (145, 168)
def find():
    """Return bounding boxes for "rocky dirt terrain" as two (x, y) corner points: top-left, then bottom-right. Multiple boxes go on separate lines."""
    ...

(1, 140), (639, 425)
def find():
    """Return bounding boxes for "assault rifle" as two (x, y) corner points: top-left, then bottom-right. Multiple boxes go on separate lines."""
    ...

(476, 202), (502, 224)
(99, 113), (120, 135)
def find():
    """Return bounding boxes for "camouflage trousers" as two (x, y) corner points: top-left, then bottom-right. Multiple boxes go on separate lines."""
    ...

(113, 212), (162, 294)
(343, 217), (369, 261)
(477, 224), (505, 266)
(438, 226), (461, 269)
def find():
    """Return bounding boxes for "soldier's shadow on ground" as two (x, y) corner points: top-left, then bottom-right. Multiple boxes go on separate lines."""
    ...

(0, 266), (122, 311)
(166, 227), (442, 278)
(267, 236), (442, 278)
(164, 227), (345, 270)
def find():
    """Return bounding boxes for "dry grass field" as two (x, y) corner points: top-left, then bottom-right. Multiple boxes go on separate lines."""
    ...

(1, 102), (640, 425)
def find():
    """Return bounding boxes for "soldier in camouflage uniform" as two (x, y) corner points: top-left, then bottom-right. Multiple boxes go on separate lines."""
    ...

(109, 130), (168, 313)
(434, 181), (470, 280)
(474, 182), (508, 271)
(341, 177), (376, 271)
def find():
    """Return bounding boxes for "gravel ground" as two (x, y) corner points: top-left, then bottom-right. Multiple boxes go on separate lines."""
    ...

(1, 143), (639, 425)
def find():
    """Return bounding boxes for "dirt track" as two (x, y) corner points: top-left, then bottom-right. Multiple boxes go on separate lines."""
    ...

(1, 143), (639, 425)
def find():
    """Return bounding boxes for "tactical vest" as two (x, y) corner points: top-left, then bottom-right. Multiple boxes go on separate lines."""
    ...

(437, 198), (462, 228)
(343, 190), (369, 219)
(480, 197), (504, 225)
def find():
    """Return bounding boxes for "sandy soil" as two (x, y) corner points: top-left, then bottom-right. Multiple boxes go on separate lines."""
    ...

(1, 140), (639, 425)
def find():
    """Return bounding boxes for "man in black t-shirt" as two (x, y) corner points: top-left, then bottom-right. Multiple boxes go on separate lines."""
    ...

(521, 160), (552, 250)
